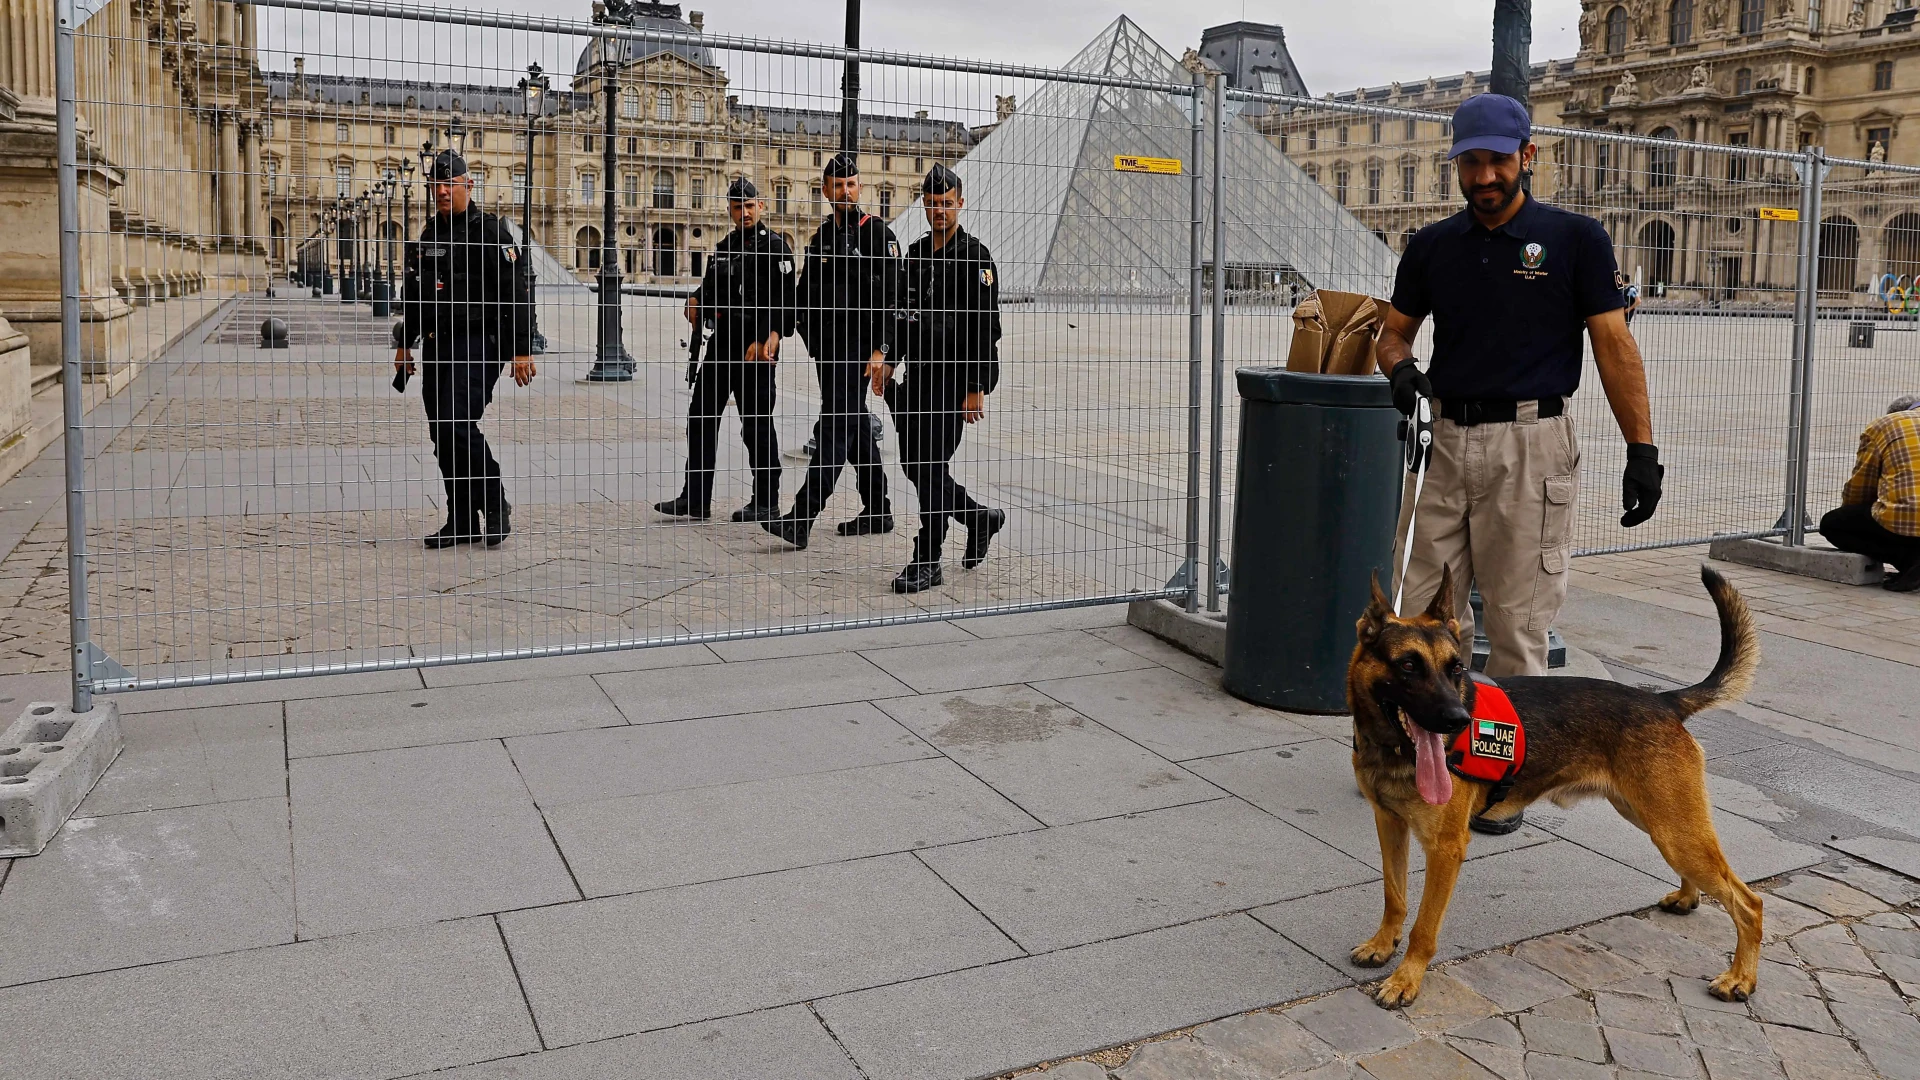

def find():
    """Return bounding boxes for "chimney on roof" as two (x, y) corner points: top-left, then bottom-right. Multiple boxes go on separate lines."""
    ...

(727, 94), (739, 109)
(689, 10), (704, 31)
(915, 109), (928, 119)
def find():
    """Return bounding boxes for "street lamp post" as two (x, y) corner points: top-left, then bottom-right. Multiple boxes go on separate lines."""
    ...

(518, 62), (550, 355)
(586, 1), (634, 381)
(335, 195), (356, 303)
(357, 191), (374, 307)
(372, 181), (394, 317)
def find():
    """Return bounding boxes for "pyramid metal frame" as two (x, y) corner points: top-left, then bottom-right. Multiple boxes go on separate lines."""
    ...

(893, 16), (1398, 301)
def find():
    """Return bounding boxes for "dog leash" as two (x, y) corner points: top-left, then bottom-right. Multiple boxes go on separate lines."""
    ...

(1392, 394), (1433, 618)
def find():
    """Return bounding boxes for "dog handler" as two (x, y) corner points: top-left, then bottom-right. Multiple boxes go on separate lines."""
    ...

(1376, 94), (1662, 720)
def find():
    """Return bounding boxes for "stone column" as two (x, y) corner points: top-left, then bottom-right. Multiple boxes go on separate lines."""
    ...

(240, 117), (259, 252)
(219, 109), (240, 242)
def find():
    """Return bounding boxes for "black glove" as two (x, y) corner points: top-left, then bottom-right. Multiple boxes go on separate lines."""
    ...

(1621, 443), (1664, 528)
(1388, 358), (1433, 418)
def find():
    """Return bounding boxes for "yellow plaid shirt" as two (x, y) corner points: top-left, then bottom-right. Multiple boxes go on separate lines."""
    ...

(1843, 411), (1920, 538)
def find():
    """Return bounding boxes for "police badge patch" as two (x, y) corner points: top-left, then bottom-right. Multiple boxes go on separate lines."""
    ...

(779, 260), (793, 274)
(1470, 719), (1518, 762)
(1521, 242), (1545, 269)
(980, 268), (994, 287)
(502, 246), (518, 263)
(888, 241), (901, 258)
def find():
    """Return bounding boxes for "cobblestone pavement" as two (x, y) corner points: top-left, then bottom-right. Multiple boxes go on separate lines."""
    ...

(1007, 859), (1920, 1080)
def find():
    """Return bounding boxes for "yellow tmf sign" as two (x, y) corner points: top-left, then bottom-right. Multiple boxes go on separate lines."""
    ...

(1758, 207), (1800, 222)
(1113, 155), (1183, 175)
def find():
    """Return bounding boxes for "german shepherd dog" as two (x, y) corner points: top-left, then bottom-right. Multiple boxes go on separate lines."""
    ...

(1347, 564), (1762, 1007)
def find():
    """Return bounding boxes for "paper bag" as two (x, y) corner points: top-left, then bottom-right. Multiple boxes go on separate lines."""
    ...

(1286, 289), (1388, 376)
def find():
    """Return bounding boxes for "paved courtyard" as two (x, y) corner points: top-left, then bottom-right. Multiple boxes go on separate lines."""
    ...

(0, 294), (1914, 1078)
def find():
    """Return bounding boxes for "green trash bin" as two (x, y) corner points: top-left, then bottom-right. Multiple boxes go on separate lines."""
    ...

(1223, 367), (1401, 713)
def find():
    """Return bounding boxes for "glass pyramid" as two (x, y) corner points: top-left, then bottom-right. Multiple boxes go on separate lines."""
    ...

(894, 16), (1398, 300)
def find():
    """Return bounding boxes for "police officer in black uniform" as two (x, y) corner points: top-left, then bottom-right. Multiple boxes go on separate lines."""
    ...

(873, 164), (1005, 593)
(656, 177), (796, 522)
(393, 150), (535, 549)
(763, 151), (898, 550)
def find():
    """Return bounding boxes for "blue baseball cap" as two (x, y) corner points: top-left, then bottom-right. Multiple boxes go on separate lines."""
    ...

(1448, 94), (1531, 159)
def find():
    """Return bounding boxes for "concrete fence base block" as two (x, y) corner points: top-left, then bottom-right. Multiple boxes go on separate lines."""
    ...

(0, 700), (123, 857)
(1127, 597), (1227, 666)
(1708, 536), (1886, 586)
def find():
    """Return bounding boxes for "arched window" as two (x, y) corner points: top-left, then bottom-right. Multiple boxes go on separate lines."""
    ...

(1606, 6), (1628, 54)
(1333, 165), (1350, 204)
(689, 94), (707, 123)
(1638, 220), (1676, 286)
(1819, 216), (1860, 291)
(575, 225), (602, 269)
(1886, 213), (1920, 284)
(1366, 162), (1383, 204)
(622, 88), (640, 119)
(1669, 0), (1693, 44)
(1735, 67), (1752, 94)
(656, 88), (674, 121)
(653, 169), (675, 209)
(1648, 128), (1679, 188)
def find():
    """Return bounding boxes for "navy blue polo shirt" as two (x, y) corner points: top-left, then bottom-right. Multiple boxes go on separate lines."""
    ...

(1390, 196), (1624, 400)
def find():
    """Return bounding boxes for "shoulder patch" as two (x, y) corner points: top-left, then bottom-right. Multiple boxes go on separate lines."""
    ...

(502, 245), (518, 263)
(979, 267), (994, 287)
(778, 259), (793, 274)
(887, 240), (901, 258)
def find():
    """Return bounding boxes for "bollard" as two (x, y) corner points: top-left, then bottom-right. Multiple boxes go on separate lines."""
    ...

(258, 317), (289, 349)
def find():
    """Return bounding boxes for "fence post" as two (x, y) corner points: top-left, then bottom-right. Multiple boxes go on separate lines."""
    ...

(1783, 147), (1824, 546)
(1207, 70), (1227, 612)
(55, 0), (92, 712)
(1185, 69), (1204, 613)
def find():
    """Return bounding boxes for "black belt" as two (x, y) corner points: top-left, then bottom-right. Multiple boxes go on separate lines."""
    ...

(1439, 396), (1565, 426)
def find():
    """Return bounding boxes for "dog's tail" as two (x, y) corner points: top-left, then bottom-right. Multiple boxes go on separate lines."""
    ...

(1660, 565), (1760, 719)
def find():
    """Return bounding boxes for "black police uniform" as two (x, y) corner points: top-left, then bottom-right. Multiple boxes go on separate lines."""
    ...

(889, 223), (1003, 579)
(778, 203), (900, 536)
(398, 182), (531, 545)
(667, 217), (796, 519)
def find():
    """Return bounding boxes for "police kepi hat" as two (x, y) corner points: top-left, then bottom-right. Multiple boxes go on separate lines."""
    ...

(921, 162), (961, 195)
(429, 149), (469, 180)
(823, 150), (860, 179)
(1448, 94), (1530, 160)
(727, 176), (760, 200)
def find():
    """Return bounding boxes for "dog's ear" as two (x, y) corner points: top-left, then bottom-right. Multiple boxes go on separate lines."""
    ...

(1359, 571), (1390, 643)
(1424, 564), (1464, 643)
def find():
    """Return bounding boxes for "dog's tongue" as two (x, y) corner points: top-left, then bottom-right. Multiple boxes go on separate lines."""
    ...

(1412, 726), (1452, 805)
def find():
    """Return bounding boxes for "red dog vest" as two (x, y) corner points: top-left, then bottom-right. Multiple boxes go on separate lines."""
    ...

(1448, 681), (1526, 790)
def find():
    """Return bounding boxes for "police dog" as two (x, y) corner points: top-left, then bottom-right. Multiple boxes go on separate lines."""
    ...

(1347, 564), (1761, 1007)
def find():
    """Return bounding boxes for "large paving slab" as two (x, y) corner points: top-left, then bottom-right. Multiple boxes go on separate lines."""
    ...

(405, 1005), (863, 1079)
(419, 641), (721, 687)
(1183, 738), (1560, 871)
(290, 740), (578, 937)
(1527, 798), (1824, 885)
(0, 797), (293, 987)
(285, 674), (625, 757)
(1251, 840), (1675, 976)
(1714, 742), (1920, 839)
(497, 853), (1022, 1047)
(504, 701), (934, 807)
(545, 757), (1038, 896)
(0, 916), (538, 1080)
(1032, 665), (1323, 761)
(918, 797), (1375, 952)
(874, 684), (1218, 825)
(76, 701), (285, 816)
(593, 651), (914, 724)
(951, 605), (1131, 639)
(817, 914), (1349, 1080)
(706, 619), (976, 661)
(114, 666), (426, 713)
(860, 628), (1158, 694)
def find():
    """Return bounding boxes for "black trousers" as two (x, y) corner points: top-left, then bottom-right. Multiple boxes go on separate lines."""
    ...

(682, 350), (780, 512)
(421, 333), (507, 530)
(792, 356), (888, 520)
(1821, 502), (1920, 571)
(889, 379), (983, 564)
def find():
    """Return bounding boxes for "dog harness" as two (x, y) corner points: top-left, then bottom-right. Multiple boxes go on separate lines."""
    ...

(1448, 677), (1526, 811)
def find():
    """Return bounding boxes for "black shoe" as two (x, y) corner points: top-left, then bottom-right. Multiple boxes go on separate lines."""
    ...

(836, 511), (894, 536)
(1469, 810), (1526, 836)
(485, 504), (511, 548)
(730, 501), (778, 523)
(762, 513), (812, 550)
(1887, 562), (1920, 592)
(653, 496), (711, 520)
(892, 561), (943, 593)
(962, 508), (1006, 569)
(424, 522), (480, 550)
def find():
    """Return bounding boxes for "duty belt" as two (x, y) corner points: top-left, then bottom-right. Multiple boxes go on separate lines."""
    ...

(1439, 396), (1566, 426)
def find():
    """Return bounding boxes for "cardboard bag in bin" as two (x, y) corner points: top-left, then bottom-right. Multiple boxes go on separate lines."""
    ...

(1286, 289), (1388, 376)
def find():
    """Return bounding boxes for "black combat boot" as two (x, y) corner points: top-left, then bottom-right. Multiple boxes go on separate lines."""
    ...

(761, 512), (812, 550)
(891, 561), (943, 593)
(961, 508), (1006, 569)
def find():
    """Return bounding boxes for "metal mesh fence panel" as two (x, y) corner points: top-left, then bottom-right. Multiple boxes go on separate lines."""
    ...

(64, 1), (1214, 691)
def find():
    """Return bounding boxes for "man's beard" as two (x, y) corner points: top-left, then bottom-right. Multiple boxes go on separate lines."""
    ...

(1464, 177), (1520, 215)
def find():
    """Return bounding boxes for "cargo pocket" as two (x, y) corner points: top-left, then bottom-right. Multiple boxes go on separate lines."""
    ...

(1540, 474), (1575, 574)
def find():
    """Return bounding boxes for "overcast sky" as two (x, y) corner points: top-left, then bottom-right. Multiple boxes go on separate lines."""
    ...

(263, 1), (1582, 98)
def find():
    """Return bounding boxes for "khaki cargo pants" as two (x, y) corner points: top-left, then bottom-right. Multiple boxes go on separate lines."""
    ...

(1391, 400), (1581, 677)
